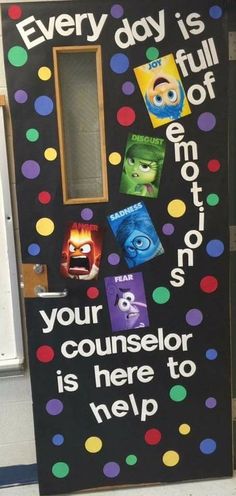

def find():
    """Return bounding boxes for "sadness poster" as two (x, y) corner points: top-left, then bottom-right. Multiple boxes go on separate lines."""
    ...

(1, 1), (232, 495)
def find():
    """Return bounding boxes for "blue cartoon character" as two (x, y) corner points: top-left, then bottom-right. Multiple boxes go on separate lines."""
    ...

(145, 71), (185, 121)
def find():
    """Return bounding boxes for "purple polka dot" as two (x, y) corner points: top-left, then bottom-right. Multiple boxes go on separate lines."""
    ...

(103, 462), (120, 478)
(81, 208), (93, 221)
(209, 5), (223, 19)
(110, 53), (129, 74)
(34, 96), (54, 116)
(46, 399), (64, 416)
(14, 89), (28, 103)
(110, 4), (124, 18)
(186, 308), (203, 326)
(205, 397), (217, 409)
(27, 243), (40, 256)
(108, 253), (120, 265)
(197, 112), (216, 132)
(206, 348), (218, 360)
(122, 81), (135, 95)
(162, 223), (175, 235)
(21, 160), (40, 179)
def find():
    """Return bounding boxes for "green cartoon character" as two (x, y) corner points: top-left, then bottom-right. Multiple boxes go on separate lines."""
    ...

(120, 137), (165, 199)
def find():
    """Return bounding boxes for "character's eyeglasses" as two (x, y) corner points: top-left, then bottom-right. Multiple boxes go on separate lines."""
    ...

(124, 235), (151, 258)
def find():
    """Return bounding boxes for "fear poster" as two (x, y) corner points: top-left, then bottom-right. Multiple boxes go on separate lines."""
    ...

(1, 1), (232, 495)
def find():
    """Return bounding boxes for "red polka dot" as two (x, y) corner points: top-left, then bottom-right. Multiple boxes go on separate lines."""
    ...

(36, 345), (55, 363)
(117, 106), (136, 126)
(208, 159), (221, 172)
(8, 5), (22, 20)
(200, 276), (218, 293)
(87, 287), (99, 299)
(38, 191), (52, 204)
(145, 428), (162, 445)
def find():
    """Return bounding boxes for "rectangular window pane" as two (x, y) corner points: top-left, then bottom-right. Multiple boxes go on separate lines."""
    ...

(53, 46), (108, 204)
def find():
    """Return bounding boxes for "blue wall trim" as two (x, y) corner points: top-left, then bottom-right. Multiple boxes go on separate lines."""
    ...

(0, 464), (38, 487)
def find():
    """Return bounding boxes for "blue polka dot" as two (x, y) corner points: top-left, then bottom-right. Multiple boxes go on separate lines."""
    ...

(206, 239), (224, 257)
(28, 243), (40, 256)
(110, 53), (130, 74)
(209, 5), (223, 19)
(200, 438), (217, 455)
(52, 434), (64, 446)
(34, 96), (54, 116)
(206, 348), (218, 360)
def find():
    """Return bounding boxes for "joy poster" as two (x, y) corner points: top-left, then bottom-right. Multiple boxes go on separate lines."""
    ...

(1, 1), (232, 495)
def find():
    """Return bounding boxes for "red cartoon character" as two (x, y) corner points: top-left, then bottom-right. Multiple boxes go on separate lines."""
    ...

(60, 222), (103, 280)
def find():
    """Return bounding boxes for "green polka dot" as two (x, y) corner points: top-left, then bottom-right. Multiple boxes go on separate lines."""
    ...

(152, 287), (170, 304)
(207, 193), (219, 206)
(126, 454), (137, 466)
(26, 128), (39, 142)
(146, 47), (160, 61)
(52, 462), (70, 478)
(8, 46), (28, 67)
(170, 385), (187, 402)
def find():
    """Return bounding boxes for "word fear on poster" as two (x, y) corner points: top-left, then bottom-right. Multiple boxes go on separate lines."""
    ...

(39, 306), (196, 424)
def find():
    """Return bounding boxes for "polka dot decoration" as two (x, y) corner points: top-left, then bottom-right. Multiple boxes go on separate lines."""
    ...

(162, 223), (175, 235)
(208, 159), (221, 172)
(103, 462), (120, 478)
(179, 424), (191, 435)
(200, 438), (217, 455)
(8, 46), (28, 67)
(85, 436), (103, 453)
(52, 462), (70, 478)
(207, 193), (219, 206)
(8, 4), (22, 20)
(36, 217), (55, 236)
(81, 208), (93, 221)
(145, 428), (162, 445)
(146, 47), (159, 61)
(110, 4), (124, 18)
(38, 191), (52, 204)
(110, 53), (129, 74)
(200, 276), (218, 294)
(209, 5), (223, 19)
(109, 152), (122, 165)
(46, 399), (64, 416)
(108, 253), (120, 265)
(117, 106), (136, 126)
(34, 96), (54, 116)
(167, 199), (186, 218)
(126, 455), (137, 466)
(162, 451), (180, 467)
(152, 287), (170, 304)
(87, 287), (99, 299)
(26, 128), (39, 142)
(197, 112), (216, 132)
(21, 160), (40, 179)
(206, 239), (224, 257)
(122, 81), (135, 95)
(36, 345), (55, 363)
(28, 243), (40, 256)
(38, 66), (52, 81)
(44, 148), (57, 161)
(14, 89), (28, 103)
(52, 434), (64, 446)
(206, 349), (218, 360)
(205, 397), (217, 409)
(185, 309), (203, 326)
(170, 385), (187, 402)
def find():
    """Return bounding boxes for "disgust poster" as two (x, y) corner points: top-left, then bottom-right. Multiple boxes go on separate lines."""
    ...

(1, 1), (232, 494)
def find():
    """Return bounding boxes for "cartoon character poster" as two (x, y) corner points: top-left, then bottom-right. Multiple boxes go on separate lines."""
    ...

(119, 134), (165, 198)
(60, 222), (103, 280)
(105, 272), (149, 332)
(134, 53), (191, 128)
(107, 202), (164, 268)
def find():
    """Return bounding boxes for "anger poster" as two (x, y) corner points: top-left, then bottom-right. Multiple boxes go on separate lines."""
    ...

(1, 1), (232, 495)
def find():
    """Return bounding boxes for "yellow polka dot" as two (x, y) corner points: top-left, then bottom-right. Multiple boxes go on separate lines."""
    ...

(167, 199), (186, 218)
(36, 218), (54, 236)
(162, 450), (180, 467)
(109, 152), (122, 165)
(38, 66), (52, 81)
(179, 424), (191, 435)
(85, 436), (103, 453)
(44, 148), (57, 161)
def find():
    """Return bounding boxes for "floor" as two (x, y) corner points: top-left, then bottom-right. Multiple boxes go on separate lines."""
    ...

(1, 474), (236, 496)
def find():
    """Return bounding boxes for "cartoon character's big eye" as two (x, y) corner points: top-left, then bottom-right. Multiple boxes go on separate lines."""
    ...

(118, 298), (130, 312)
(167, 90), (178, 103)
(153, 95), (163, 107)
(127, 158), (135, 166)
(80, 243), (91, 254)
(69, 243), (76, 253)
(133, 236), (151, 250)
(123, 291), (135, 302)
(139, 164), (150, 172)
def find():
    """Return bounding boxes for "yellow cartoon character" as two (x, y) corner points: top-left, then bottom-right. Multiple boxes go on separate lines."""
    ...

(145, 71), (185, 120)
